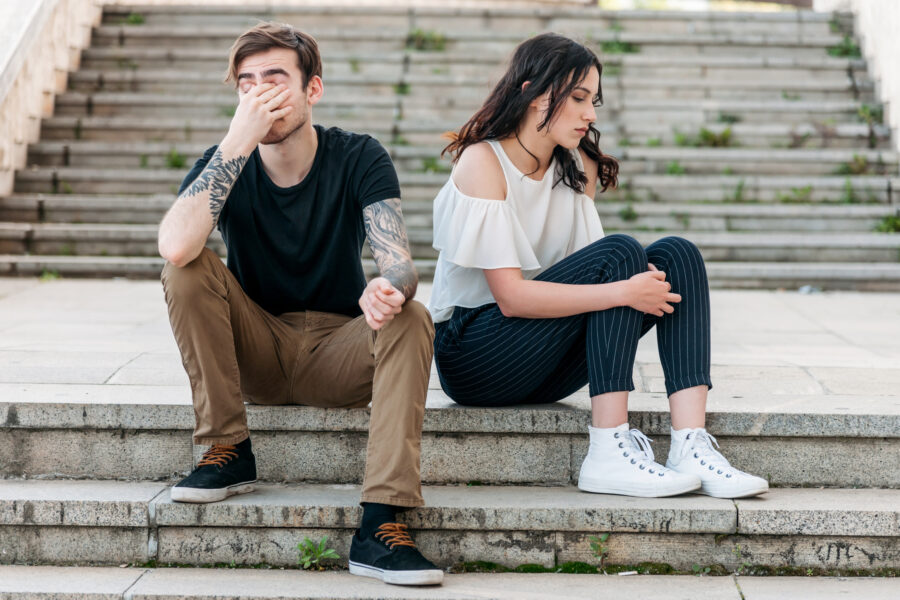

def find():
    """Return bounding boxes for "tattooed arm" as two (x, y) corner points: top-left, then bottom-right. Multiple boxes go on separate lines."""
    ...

(363, 198), (418, 299)
(358, 198), (418, 330)
(158, 147), (248, 267)
(158, 81), (293, 267)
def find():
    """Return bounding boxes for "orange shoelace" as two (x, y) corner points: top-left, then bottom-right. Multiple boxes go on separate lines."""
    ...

(375, 523), (417, 549)
(197, 444), (238, 467)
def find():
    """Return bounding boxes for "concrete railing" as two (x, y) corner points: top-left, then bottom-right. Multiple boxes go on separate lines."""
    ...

(0, 0), (101, 196)
(815, 0), (900, 152)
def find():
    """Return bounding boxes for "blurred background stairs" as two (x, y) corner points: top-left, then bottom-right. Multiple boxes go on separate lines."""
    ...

(0, 3), (898, 288)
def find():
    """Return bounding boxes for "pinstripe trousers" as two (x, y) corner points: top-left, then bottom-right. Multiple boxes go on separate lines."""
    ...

(433, 234), (712, 406)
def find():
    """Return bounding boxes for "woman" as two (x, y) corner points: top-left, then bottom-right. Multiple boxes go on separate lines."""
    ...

(427, 33), (767, 499)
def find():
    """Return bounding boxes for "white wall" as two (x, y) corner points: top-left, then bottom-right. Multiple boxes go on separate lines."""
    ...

(0, 0), (101, 196)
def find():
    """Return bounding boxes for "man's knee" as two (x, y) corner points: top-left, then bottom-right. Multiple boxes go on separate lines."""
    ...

(161, 247), (221, 296)
(384, 299), (435, 341)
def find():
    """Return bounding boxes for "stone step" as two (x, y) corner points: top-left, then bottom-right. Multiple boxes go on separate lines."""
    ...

(52, 92), (880, 127)
(13, 163), (898, 204)
(4, 222), (900, 263)
(1, 384), (898, 487)
(80, 46), (864, 81)
(0, 480), (897, 570)
(3, 194), (895, 233)
(88, 24), (850, 59)
(66, 70), (875, 103)
(25, 141), (900, 178)
(34, 116), (892, 150)
(99, 5), (837, 37)
(5, 217), (900, 261)
(54, 92), (402, 120)
(1, 255), (899, 290)
(49, 90), (880, 126)
(599, 174), (898, 204)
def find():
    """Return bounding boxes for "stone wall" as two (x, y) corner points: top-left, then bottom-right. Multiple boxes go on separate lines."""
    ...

(814, 0), (900, 152)
(0, 0), (101, 196)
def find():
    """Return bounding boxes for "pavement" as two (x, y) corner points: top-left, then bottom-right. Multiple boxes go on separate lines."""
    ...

(0, 566), (898, 599)
(0, 277), (898, 401)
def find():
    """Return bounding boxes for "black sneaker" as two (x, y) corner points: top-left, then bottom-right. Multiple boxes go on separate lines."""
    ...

(170, 440), (257, 503)
(349, 523), (444, 585)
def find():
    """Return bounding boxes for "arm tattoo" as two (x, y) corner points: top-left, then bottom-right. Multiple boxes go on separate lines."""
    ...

(181, 149), (248, 225)
(363, 198), (418, 300)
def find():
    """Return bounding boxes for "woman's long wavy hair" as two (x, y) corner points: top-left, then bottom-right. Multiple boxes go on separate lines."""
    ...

(443, 33), (618, 194)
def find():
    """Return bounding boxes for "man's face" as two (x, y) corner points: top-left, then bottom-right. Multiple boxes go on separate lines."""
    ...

(235, 47), (315, 145)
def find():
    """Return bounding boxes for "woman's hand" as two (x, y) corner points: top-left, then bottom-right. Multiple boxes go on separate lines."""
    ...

(624, 268), (681, 316)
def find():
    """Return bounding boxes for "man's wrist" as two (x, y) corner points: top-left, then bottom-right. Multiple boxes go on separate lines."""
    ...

(220, 132), (256, 159)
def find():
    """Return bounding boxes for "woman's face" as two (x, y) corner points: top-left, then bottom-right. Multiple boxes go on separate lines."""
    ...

(536, 66), (600, 150)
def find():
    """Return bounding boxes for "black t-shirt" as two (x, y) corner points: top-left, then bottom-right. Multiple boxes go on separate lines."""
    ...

(179, 125), (401, 317)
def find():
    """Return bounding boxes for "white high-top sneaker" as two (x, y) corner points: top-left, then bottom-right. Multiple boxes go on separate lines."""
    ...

(666, 428), (769, 499)
(578, 423), (702, 497)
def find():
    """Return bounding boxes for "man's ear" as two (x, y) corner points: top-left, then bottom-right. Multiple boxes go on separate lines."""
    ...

(306, 75), (325, 105)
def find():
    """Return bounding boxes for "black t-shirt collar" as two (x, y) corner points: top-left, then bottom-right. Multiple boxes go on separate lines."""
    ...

(253, 124), (324, 196)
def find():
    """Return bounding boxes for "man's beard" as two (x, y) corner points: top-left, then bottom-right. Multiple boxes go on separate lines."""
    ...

(259, 113), (306, 146)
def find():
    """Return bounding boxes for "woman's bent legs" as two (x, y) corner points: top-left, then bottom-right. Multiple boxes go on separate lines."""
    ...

(434, 234), (648, 407)
(435, 234), (765, 497)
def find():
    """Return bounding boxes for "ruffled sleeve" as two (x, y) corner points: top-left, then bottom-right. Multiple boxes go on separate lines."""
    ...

(432, 179), (541, 271)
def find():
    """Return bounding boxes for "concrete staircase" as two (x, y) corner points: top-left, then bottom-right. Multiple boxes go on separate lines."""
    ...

(0, 279), (898, 592)
(1, 279), (899, 576)
(0, 4), (898, 288)
(2, 388), (899, 572)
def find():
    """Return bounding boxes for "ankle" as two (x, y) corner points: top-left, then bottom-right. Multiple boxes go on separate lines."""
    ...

(360, 502), (398, 537)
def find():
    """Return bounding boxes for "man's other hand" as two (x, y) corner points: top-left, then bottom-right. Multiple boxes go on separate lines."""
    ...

(359, 277), (405, 330)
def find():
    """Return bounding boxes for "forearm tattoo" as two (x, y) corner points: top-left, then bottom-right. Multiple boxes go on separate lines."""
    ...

(363, 198), (418, 300)
(181, 149), (248, 224)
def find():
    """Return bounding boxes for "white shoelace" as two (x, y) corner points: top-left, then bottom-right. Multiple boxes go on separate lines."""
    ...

(680, 429), (736, 476)
(621, 429), (670, 474)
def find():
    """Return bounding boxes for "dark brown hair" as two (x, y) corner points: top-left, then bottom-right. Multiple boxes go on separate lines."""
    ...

(443, 33), (618, 194)
(226, 22), (322, 89)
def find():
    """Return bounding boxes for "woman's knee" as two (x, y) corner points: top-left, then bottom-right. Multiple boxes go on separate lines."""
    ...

(591, 233), (647, 273)
(649, 236), (704, 264)
(647, 237), (708, 285)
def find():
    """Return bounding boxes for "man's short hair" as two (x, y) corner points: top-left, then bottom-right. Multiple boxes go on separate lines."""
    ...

(226, 22), (322, 89)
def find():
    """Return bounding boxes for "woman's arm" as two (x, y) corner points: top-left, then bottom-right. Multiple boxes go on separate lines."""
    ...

(485, 267), (677, 319)
(455, 145), (678, 318)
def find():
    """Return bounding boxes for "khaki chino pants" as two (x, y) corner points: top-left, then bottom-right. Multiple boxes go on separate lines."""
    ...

(161, 248), (434, 507)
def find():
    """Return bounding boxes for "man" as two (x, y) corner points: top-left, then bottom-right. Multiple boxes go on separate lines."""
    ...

(157, 23), (441, 586)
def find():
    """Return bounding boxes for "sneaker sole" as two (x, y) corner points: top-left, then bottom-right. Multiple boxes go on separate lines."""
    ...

(169, 481), (256, 503)
(578, 476), (701, 498)
(349, 561), (444, 586)
(698, 483), (770, 499)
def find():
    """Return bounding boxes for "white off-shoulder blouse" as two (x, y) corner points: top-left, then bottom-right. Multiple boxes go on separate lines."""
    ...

(426, 140), (605, 323)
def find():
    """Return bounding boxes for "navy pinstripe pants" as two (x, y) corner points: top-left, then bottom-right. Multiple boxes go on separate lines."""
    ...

(434, 234), (712, 406)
